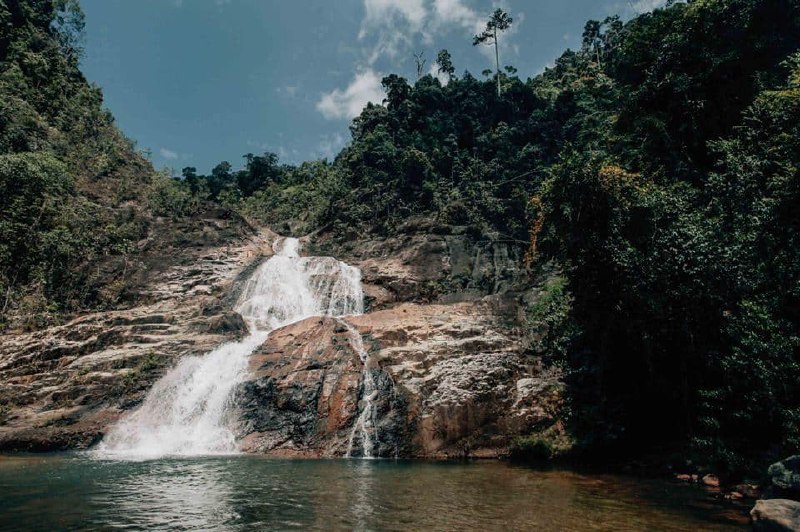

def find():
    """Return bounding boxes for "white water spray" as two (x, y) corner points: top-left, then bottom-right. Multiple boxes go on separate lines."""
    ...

(94, 237), (363, 459)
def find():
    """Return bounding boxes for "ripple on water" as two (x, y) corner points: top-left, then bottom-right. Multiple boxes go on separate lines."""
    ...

(0, 456), (749, 531)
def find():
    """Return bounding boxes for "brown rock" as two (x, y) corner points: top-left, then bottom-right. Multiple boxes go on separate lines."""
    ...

(736, 483), (761, 499)
(0, 230), (277, 451)
(314, 218), (527, 306)
(236, 299), (563, 458)
(703, 474), (720, 488)
(203, 311), (249, 337)
(751, 499), (800, 531)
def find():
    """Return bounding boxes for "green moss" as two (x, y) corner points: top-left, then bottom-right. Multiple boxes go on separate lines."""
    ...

(524, 275), (579, 362)
(510, 423), (575, 460)
(122, 352), (166, 388)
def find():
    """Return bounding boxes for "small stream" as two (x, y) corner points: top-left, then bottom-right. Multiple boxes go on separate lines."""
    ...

(0, 455), (748, 530)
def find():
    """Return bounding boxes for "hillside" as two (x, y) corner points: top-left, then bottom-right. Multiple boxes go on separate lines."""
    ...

(0, 0), (253, 331)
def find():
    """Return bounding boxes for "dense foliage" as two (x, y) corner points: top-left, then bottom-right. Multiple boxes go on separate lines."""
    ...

(530, 0), (800, 475)
(0, 0), (160, 328)
(0, 0), (233, 329)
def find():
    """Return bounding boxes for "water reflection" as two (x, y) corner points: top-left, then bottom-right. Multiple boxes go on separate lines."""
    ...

(91, 460), (240, 529)
(350, 459), (378, 529)
(0, 456), (748, 531)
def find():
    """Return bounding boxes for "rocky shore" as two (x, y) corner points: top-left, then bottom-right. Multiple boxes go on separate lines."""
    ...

(750, 456), (800, 531)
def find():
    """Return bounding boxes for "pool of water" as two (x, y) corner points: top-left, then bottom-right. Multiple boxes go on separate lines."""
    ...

(0, 455), (748, 530)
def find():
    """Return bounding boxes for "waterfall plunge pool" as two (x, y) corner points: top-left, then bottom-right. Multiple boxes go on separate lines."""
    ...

(0, 454), (749, 530)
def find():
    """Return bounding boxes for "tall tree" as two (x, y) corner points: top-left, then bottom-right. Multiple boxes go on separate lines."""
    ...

(436, 49), (455, 80)
(473, 8), (513, 97)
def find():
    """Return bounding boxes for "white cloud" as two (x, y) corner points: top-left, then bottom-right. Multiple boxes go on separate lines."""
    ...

(356, 0), (521, 66)
(359, 0), (427, 63)
(631, 0), (668, 13)
(428, 62), (450, 86)
(316, 69), (385, 120)
(358, 0), (490, 64)
(316, 132), (347, 159)
(361, 0), (427, 35)
(318, 0), (522, 119)
(276, 85), (299, 98)
(159, 148), (179, 160)
(432, 0), (482, 34)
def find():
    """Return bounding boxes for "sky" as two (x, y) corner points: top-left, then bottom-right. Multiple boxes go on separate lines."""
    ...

(80, 0), (666, 174)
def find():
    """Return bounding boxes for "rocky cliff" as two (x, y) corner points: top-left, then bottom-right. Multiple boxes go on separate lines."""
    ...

(0, 222), (561, 457)
(0, 224), (273, 450)
(237, 300), (561, 458)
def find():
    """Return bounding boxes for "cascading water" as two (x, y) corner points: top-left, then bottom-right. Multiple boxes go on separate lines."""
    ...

(94, 237), (364, 459)
(343, 319), (377, 458)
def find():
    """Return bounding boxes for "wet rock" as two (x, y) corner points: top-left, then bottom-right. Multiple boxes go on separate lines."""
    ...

(768, 456), (800, 499)
(751, 499), (800, 531)
(0, 230), (278, 451)
(702, 474), (720, 488)
(237, 300), (563, 458)
(202, 312), (249, 337)
(313, 218), (528, 307)
(736, 484), (762, 499)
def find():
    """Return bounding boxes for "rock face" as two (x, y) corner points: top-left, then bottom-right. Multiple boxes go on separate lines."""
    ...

(307, 218), (527, 309)
(1, 221), (561, 458)
(0, 230), (276, 451)
(751, 499), (800, 531)
(236, 298), (562, 458)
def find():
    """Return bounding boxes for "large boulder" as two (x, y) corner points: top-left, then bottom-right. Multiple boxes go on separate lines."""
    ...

(751, 499), (800, 531)
(235, 299), (563, 458)
(768, 456), (800, 499)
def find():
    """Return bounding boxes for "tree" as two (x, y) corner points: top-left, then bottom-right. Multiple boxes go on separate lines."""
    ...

(381, 74), (411, 111)
(52, 0), (86, 62)
(413, 51), (426, 80)
(473, 8), (513, 97)
(436, 49), (455, 80)
(239, 152), (280, 196)
(209, 161), (234, 198)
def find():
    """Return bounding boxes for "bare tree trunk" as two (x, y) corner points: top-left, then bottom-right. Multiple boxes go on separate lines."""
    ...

(494, 27), (501, 97)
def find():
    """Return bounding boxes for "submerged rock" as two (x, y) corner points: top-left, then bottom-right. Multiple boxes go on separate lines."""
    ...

(751, 499), (800, 531)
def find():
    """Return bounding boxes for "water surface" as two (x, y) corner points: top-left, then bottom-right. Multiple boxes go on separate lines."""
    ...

(0, 455), (748, 530)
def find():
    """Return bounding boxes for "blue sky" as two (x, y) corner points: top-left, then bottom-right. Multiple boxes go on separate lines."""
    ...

(80, 0), (665, 174)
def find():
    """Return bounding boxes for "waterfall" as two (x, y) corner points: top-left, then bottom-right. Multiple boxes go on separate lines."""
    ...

(94, 237), (363, 459)
(343, 319), (377, 458)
